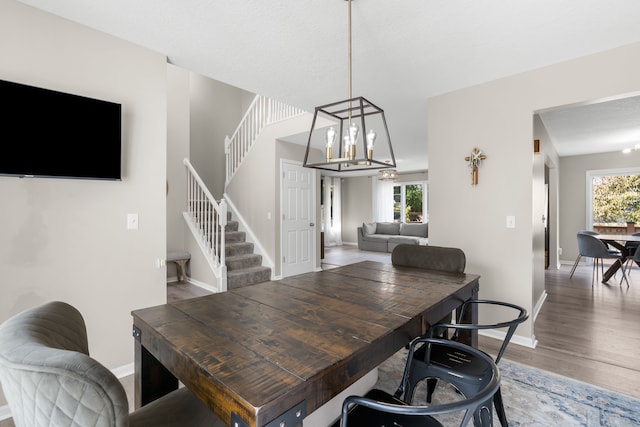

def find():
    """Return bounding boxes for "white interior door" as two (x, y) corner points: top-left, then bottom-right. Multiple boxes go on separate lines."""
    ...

(282, 161), (315, 277)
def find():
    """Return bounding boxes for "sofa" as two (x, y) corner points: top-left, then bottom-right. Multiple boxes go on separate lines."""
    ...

(357, 222), (428, 252)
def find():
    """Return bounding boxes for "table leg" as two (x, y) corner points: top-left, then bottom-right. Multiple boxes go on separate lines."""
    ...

(456, 293), (479, 348)
(133, 330), (178, 409)
(601, 261), (621, 282)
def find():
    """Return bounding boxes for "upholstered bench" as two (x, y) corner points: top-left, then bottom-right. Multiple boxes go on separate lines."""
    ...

(167, 251), (191, 282)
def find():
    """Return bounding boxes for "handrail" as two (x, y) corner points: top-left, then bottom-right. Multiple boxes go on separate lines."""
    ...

(183, 158), (227, 292)
(225, 95), (306, 186)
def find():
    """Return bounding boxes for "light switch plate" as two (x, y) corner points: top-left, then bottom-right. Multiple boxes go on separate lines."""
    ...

(506, 216), (516, 228)
(127, 213), (139, 230)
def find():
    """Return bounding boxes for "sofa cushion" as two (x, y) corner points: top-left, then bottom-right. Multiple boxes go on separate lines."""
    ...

(400, 222), (428, 238)
(362, 234), (390, 243)
(388, 236), (419, 244)
(376, 222), (401, 235)
(362, 222), (377, 236)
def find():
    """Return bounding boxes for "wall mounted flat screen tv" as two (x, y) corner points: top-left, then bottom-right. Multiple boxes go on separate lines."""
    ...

(0, 79), (122, 180)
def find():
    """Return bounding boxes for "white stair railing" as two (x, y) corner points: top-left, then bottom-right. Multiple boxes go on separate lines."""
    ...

(225, 95), (306, 185)
(183, 158), (227, 292)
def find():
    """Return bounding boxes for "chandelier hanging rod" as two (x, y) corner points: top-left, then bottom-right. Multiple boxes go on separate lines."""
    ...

(302, 0), (396, 173)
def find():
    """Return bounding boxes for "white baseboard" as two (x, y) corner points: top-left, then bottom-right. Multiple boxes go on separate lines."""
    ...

(480, 329), (538, 349)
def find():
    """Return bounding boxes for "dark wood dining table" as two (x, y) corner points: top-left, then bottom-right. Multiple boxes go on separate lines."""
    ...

(595, 234), (640, 282)
(131, 260), (480, 427)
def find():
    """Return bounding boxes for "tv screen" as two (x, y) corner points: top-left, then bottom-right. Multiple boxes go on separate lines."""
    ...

(0, 79), (122, 180)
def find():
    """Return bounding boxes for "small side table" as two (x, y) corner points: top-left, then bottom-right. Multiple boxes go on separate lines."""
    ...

(167, 251), (191, 282)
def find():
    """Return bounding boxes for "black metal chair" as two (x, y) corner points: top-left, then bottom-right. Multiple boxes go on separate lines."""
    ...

(335, 338), (501, 427)
(419, 300), (528, 427)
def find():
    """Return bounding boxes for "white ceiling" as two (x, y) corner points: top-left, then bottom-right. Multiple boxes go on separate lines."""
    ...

(18, 0), (640, 172)
(539, 95), (640, 157)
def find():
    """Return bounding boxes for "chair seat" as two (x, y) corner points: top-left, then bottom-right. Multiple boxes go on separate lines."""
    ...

(335, 338), (500, 427)
(330, 388), (443, 427)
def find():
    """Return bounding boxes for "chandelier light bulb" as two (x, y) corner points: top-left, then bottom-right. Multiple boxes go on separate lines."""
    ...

(325, 127), (336, 160)
(348, 122), (359, 145)
(325, 127), (336, 148)
(366, 129), (376, 149)
(366, 129), (376, 161)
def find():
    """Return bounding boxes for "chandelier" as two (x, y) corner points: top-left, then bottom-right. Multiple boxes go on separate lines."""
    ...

(622, 144), (640, 154)
(303, 0), (396, 173)
(378, 169), (398, 181)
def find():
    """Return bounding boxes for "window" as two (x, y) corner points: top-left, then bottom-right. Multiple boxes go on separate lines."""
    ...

(393, 182), (426, 223)
(587, 168), (640, 232)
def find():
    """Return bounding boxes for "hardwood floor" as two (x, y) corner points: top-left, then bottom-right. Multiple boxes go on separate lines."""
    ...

(483, 258), (640, 399)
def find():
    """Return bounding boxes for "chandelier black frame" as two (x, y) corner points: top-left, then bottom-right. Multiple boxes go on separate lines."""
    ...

(303, 0), (396, 173)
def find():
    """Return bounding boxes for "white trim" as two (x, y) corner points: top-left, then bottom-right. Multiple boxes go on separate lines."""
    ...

(586, 167), (640, 231)
(480, 329), (538, 349)
(532, 290), (548, 324)
(112, 363), (135, 379)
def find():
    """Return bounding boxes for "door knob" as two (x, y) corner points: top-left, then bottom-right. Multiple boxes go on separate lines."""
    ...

(310, 222), (315, 226)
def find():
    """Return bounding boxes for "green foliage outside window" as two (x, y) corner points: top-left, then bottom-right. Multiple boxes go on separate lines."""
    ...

(593, 175), (640, 224)
(405, 184), (423, 222)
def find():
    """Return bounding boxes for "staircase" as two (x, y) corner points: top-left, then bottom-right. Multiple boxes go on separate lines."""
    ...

(224, 210), (272, 289)
(181, 94), (304, 291)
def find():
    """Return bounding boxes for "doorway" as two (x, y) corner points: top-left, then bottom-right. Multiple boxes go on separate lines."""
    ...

(281, 160), (316, 277)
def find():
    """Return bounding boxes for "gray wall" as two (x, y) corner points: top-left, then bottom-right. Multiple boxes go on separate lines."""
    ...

(166, 66), (251, 283)
(428, 42), (640, 343)
(0, 0), (168, 374)
(559, 151), (640, 263)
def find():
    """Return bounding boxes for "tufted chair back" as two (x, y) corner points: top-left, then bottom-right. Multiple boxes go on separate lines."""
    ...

(0, 301), (130, 427)
(391, 244), (466, 273)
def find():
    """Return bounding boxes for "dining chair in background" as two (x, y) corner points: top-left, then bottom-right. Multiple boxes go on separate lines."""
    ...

(391, 244), (466, 340)
(0, 301), (224, 427)
(334, 338), (501, 427)
(575, 233), (629, 286)
(623, 231), (640, 275)
(569, 230), (621, 278)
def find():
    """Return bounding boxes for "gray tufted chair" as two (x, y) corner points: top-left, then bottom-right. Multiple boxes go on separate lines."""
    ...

(391, 244), (466, 273)
(0, 301), (224, 427)
(391, 244), (466, 342)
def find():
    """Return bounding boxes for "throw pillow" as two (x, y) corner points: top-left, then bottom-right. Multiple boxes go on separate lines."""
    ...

(363, 222), (377, 235)
(400, 222), (428, 238)
(376, 222), (401, 235)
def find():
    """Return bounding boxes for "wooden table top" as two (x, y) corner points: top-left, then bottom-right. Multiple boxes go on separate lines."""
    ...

(595, 234), (640, 242)
(131, 261), (480, 427)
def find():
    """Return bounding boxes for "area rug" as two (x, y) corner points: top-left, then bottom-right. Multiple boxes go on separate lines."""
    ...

(375, 348), (640, 426)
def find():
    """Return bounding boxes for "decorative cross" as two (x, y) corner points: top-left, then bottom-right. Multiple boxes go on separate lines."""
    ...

(464, 147), (486, 185)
